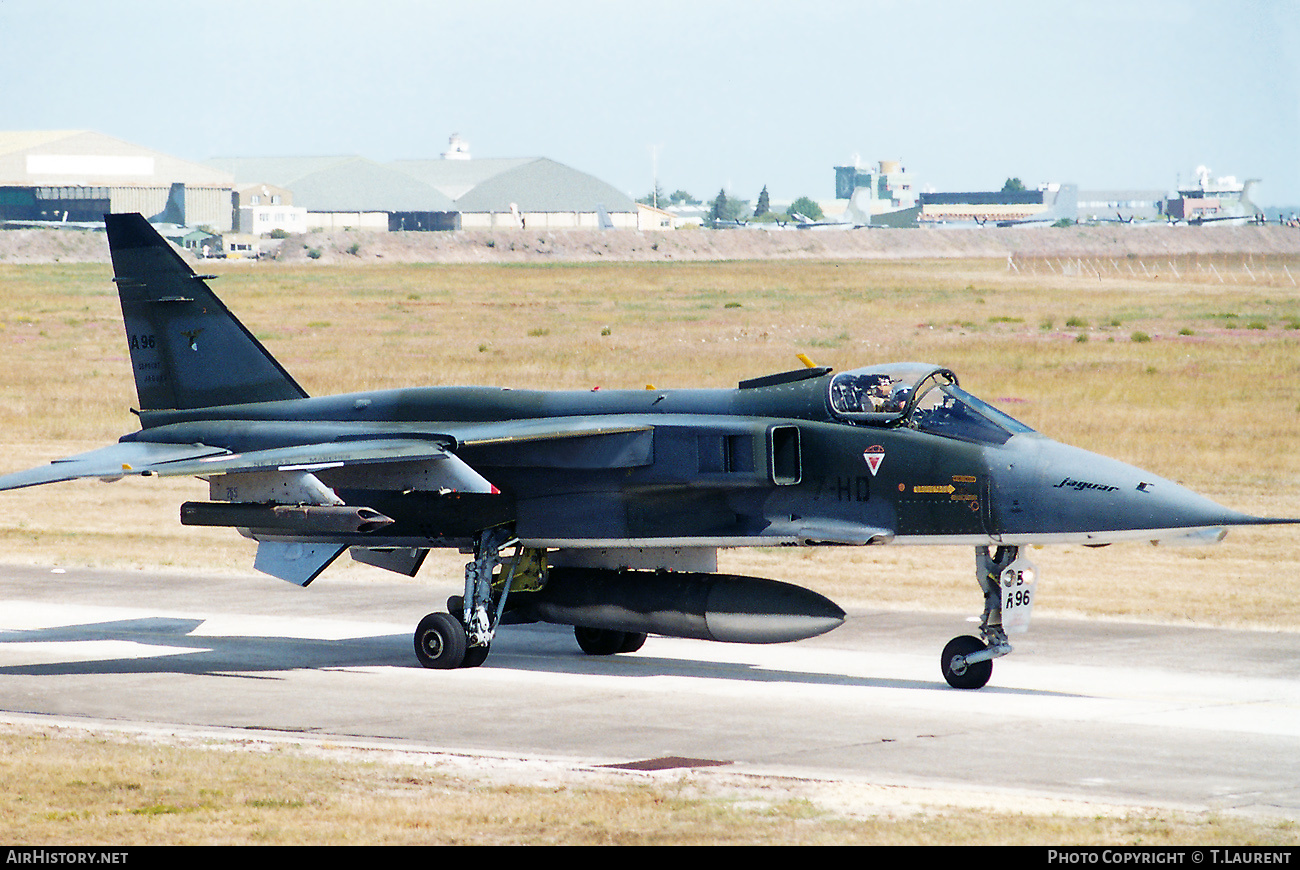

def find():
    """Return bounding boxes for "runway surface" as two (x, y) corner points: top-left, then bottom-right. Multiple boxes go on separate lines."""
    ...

(2, 563), (1298, 818)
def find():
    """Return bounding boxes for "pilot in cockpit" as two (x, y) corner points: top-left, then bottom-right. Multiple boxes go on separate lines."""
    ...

(830, 372), (908, 416)
(865, 376), (893, 411)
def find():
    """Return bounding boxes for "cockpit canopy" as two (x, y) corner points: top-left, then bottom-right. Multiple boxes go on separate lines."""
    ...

(828, 364), (1036, 445)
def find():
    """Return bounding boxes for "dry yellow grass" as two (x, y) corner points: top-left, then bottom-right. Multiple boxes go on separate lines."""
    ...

(0, 258), (1297, 626)
(3, 724), (1296, 845)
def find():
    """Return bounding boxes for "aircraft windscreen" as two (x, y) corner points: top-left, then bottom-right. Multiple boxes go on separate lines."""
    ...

(908, 383), (1036, 445)
(828, 365), (1036, 444)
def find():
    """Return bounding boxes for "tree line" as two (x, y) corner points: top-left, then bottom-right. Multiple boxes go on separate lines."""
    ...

(638, 184), (824, 227)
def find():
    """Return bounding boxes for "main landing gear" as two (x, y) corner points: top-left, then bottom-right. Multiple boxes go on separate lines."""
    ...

(413, 527), (524, 670)
(414, 611), (468, 669)
(940, 545), (1037, 689)
(411, 532), (652, 668)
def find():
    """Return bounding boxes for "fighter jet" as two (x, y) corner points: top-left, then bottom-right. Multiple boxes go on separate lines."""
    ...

(992, 184), (1078, 227)
(1, 213), (1294, 688)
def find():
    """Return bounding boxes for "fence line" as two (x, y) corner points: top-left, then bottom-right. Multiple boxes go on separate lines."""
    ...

(1006, 255), (1300, 287)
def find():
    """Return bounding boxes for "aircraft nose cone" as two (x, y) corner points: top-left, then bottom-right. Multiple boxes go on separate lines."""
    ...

(992, 437), (1265, 544)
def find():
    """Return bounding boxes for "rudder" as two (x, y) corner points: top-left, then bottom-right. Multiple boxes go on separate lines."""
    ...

(106, 213), (307, 411)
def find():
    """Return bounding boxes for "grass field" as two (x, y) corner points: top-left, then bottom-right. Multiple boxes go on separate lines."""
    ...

(3, 723), (1297, 846)
(0, 256), (1298, 844)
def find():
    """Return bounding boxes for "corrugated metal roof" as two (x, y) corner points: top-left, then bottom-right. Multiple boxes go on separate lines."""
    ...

(0, 130), (233, 187)
(207, 154), (634, 214)
(206, 155), (355, 185)
(420, 157), (636, 213)
(0, 130), (93, 156)
(287, 160), (455, 212)
(206, 156), (455, 211)
(389, 157), (537, 199)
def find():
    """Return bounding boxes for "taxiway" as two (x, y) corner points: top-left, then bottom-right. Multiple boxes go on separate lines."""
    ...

(1, 563), (1297, 818)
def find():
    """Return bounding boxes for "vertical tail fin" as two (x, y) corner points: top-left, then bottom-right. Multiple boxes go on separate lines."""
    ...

(106, 213), (307, 411)
(148, 182), (186, 225)
(1240, 179), (1261, 216)
(1046, 184), (1078, 222)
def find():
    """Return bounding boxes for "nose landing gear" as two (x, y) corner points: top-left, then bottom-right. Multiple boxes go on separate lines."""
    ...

(941, 545), (1037, 689)
(941, 634), (993, 689)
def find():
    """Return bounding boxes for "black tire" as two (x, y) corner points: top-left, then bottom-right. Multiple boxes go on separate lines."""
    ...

(941, 635), (993, 689)
(574, 626), (628, 656)
(618, 631), (648, 653)
(414, 612), (467, 669)
(461, 644), (490, 668)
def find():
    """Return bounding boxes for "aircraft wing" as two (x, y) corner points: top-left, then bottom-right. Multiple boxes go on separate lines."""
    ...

(440, 419), (654, 471)
(0, 419), (657, 495)
(146, 437), (458, 475)
(160, 437), (499, 494)
(0, 441), (230, 491)
(0, 437), (503, 496)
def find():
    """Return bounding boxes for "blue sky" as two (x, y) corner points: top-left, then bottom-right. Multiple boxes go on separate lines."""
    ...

(4, 0), (1298, 205)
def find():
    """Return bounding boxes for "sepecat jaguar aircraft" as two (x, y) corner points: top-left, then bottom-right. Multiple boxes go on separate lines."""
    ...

(1, 213), (1294, 688)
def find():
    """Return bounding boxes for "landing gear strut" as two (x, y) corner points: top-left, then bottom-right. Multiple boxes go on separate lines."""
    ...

(941, 545), (1036, 689)
(413, 527), (526, 669)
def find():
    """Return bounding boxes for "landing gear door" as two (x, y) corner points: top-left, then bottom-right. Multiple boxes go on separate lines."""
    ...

(998, 554), (1038, 634)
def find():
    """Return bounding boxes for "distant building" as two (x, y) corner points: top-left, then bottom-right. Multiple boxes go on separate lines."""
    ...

(1076, 190), (1167, 222)
(171, 226), (223, 257)
(207, 156), (458, 232)
(0, 131), (234, 229)
(232, 182), (307, 235)
(220, 233), (259, 259)
(441, 133), (471, 160)
(391, 154), (639, 229)
(916, 184), (1078, 226)
(1164, 166), (1260, 225)
(832, 158), (918, 226)
(919, 188), (1050, 224)
(828, 154), (1280, 227)
(834, 159), (917, 211)
(210, 139), (639, 231)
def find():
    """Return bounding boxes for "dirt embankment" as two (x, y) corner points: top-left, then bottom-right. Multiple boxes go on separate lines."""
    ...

(3, 224), (1300, 265)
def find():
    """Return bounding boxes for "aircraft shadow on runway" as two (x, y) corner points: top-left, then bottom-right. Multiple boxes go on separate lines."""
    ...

(0, 616), (1075, 697)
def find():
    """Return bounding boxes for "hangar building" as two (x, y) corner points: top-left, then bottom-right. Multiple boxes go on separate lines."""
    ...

(210, 142), (640, 231)
(391, 155), (639, 229)
(0, 131), (235, 229)
(0, 131), (640, 234)
(207, 155), (457, 232)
